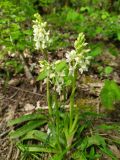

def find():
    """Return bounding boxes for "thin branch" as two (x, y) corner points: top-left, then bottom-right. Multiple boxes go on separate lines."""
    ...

(6, 142), (13, 160)
(19, 54), (33, 80)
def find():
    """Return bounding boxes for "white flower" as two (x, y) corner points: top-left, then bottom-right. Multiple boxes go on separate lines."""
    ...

(33, 14), (50, 50)
(50, 73), (55, 78)
(69, 64), (75, 75)
(47, 128), (51, 135)
(56, 85), (62, 95)
(65, 33), (91, 75)
(39, 60), (66, 95)
(54, 70), (65, 95)
(52, 102), (55, 109)
(66, 50), (76, 63)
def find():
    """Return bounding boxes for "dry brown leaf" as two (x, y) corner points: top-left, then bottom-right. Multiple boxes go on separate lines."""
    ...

(8, 78), (22, 86)
(109, 145), (120, 159)
(24, 103), (35, 111)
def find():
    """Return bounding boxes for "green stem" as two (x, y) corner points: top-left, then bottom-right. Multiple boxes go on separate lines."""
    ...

(44, 50), (48, 61)
(70, 114), (79, 133)
(47, 77), (52, 116)
(70, 70), (77, 129)
(67, 115), (78, 148)
(41, 48), (51, 114)
(41, 49), (48, 61)
(53, 92), (62, 151)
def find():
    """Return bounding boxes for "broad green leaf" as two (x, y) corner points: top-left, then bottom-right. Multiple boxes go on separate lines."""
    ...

(90, 47), (102, 57)
(101, 11), (109, 20)
(101, 14), (107, 20)
(22, 130), (47, 143)
(55, 60), (67, 72)
(11, 31), (22, 40)
(72, 151), (87, 160)
(89, 147), (95, 157)
(37, 70), (48, 81)
(8, 113), (45, 126)
(111, 81), (120, 99)
(11, 23), (20, 30)
(9, 120), (46, 138)
(87, 134), (106, 148)
(66, 8), (79, 22)
(16, 43), (26, 51)
(96, 27), (103, 34)
(50, 149), (67, 160)
(109, 45), (118, 56)
(80, 6), (90, 12)
(79, 138), (88, 151)
(65, 79), (72, 86)
(104, 66), (113, 75)
(23, 30), (32, 35)
(80, 134), (106, 150)
(100, 80), (120, 109)
(117, 32), (120, 41)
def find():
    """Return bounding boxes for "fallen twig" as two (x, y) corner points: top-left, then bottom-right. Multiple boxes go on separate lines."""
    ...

(6, 142), (13, 160)
(6, 85), (43, 96)
(35, 104), (77, 110)
(19, 54), (33, 80)
(9, 91), (19, 99)
(0, 129), (11, 138)
(15, 149), (20, 160)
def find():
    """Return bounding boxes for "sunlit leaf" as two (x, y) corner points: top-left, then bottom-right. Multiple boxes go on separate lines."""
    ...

(18, 144), (56, 153)
(8, 113), (45, 126)
(100, 80), (120, 109)
(55, 60), (67, 72)
(87, 134), (106, 148)
(9, 120), (46, 138)
(22, 130), (47, 143)
(37, 70), (48, 81)
(72, 151), (87, 160)
(104, 66), (113, 75)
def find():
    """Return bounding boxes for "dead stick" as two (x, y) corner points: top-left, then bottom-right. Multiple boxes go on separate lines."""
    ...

(7, 142), (13, 160)
(15, 149), (20, 160)
(6, 85), (43, 96)
(0, 129), (11, 138)
(19, 54), (33, 80)
(35, 105), (77, 110)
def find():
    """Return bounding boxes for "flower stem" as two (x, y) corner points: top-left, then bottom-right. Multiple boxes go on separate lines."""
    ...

(70, 70), (77, 129)
(41, 49), (48, 61)
(53, 92), (62, 151)
(47, 76), (52, 116)
(42, 48), (51, 114)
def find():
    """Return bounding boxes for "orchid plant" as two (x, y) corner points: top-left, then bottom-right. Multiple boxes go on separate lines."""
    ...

(35, 12), (92, 154)
(37, 31), (91, 123)
(9, 13), (118, 160)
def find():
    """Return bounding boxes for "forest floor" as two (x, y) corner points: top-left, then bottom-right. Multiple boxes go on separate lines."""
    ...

(0, 45), (120, 160)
